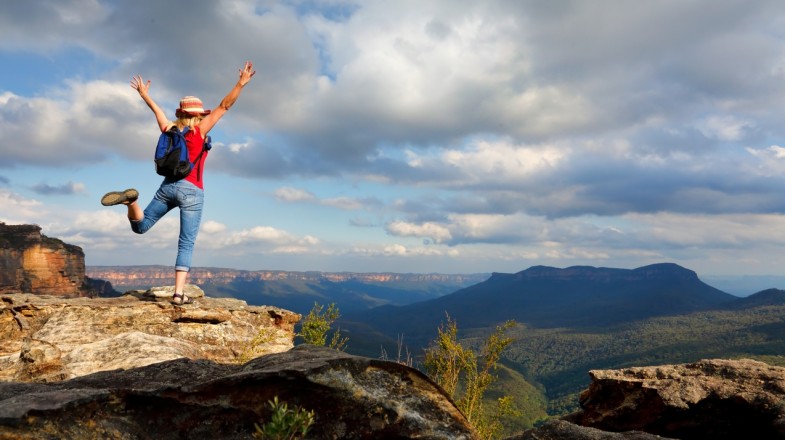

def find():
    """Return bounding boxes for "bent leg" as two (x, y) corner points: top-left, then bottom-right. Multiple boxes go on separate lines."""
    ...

(130, 186), (174, 234)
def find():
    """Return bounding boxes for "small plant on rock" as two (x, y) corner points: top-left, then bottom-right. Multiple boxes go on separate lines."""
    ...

(254, 396), (315, 440)
(237, 327), (279, 363)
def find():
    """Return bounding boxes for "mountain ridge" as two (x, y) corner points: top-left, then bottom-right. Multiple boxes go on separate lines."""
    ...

(341, 262), (738, 351)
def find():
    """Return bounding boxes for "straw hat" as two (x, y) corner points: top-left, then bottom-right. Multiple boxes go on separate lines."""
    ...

(176, 96), (211, 117)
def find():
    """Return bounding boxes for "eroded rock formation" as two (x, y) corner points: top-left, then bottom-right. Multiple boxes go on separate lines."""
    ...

(0, 222), (92, 296)
(568, 358), (785, 440)
(0, 291), (299, 382)
(0, 344), (477, 440)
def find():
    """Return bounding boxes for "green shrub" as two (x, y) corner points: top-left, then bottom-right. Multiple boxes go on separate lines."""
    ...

(298, 302), (348, 350)
(254, 396), (315, 440)
(423, 315), (518, 439)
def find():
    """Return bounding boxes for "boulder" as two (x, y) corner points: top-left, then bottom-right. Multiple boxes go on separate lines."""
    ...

(0, 292), (299, 382)
(570, 358), (785, 440)
(0, 345), (477, 439)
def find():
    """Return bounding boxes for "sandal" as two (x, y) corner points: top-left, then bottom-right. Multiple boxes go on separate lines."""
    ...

(101, 188), (139, 206)
(171, 292), (193, 305)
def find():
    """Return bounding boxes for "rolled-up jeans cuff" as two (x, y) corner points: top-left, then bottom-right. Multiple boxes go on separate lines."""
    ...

(175, 266), (190, 272)
(129, 218), (142, 234)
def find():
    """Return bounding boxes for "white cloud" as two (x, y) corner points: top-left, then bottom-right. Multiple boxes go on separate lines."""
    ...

(441, 139), (566, 184)
(0, 79), (161, 167)
(0, 189), (44, 223)
(321, 196), (364, 210)
(201, 220), (227, 235)
(275, 187), (317, 202)
(697, 115), (753, 141)
(385, 220), (452, 244)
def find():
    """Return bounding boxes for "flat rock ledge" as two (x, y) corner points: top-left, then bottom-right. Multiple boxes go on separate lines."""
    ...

(0, 345), (477, 440)
(0, 291), (300, 382)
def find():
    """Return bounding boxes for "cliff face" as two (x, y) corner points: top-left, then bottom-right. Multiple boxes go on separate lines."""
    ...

(0, 222), (90, 297)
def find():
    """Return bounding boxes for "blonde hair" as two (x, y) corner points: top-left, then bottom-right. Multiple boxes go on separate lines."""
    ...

(174, 114), (203, 131)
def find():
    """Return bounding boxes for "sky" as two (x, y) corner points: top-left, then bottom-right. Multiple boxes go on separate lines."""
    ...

(4, 1), (785, 280)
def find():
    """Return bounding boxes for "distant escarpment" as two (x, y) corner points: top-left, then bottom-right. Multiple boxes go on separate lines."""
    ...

(87, 265), (489, 313)
(87, 265), (487, 289)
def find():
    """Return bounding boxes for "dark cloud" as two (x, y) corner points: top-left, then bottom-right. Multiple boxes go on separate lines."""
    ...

(30, 181), (84, 196)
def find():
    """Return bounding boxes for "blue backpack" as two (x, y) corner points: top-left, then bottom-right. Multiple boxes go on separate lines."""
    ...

(154, 126), (212, 181)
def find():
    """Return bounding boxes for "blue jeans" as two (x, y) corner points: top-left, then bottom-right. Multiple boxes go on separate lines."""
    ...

(130, 179), (204, 272)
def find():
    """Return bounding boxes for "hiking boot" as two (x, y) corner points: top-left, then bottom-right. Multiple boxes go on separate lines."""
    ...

(101, 188), (139, 206)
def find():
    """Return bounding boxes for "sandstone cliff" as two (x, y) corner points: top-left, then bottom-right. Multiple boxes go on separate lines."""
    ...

(0, 291), (299, 382)
(0, 222), (92, 297)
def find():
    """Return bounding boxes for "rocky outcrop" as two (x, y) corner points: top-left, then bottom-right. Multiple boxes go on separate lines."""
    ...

(0, 344), (477, 440)
(568, 358), (785, 440)
(0, 291), (299, 382)
(0, 222), (92, 297)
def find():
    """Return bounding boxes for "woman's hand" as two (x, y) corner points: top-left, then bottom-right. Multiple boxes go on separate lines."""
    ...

(238, 61), (256, 86)
(130, 75), (168, 131)
(130, 75), (151, 98)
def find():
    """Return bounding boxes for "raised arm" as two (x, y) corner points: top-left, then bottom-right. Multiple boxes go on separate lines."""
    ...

(130, 75), (171, 132)
(198, 61), (256, 135)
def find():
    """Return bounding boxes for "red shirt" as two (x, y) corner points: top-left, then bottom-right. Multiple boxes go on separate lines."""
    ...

(183, 126), (208, 190)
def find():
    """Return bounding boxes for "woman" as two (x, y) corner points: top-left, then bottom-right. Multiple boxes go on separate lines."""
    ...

(101, 61), (256, 305)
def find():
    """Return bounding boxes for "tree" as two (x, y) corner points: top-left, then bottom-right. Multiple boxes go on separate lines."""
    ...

(423, 315), (519, 439)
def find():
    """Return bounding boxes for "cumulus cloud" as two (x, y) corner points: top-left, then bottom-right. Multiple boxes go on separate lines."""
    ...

(0, 81), (162, 167)
(0, 189), (44, 223)
(197, 224), (320, 256)
(274, 186), (381, 211)
(6, 0), (785, 275)
(385, 220), (452, 244)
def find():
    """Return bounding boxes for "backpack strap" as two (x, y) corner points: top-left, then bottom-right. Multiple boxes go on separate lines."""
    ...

(193, 134), (211, 182)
